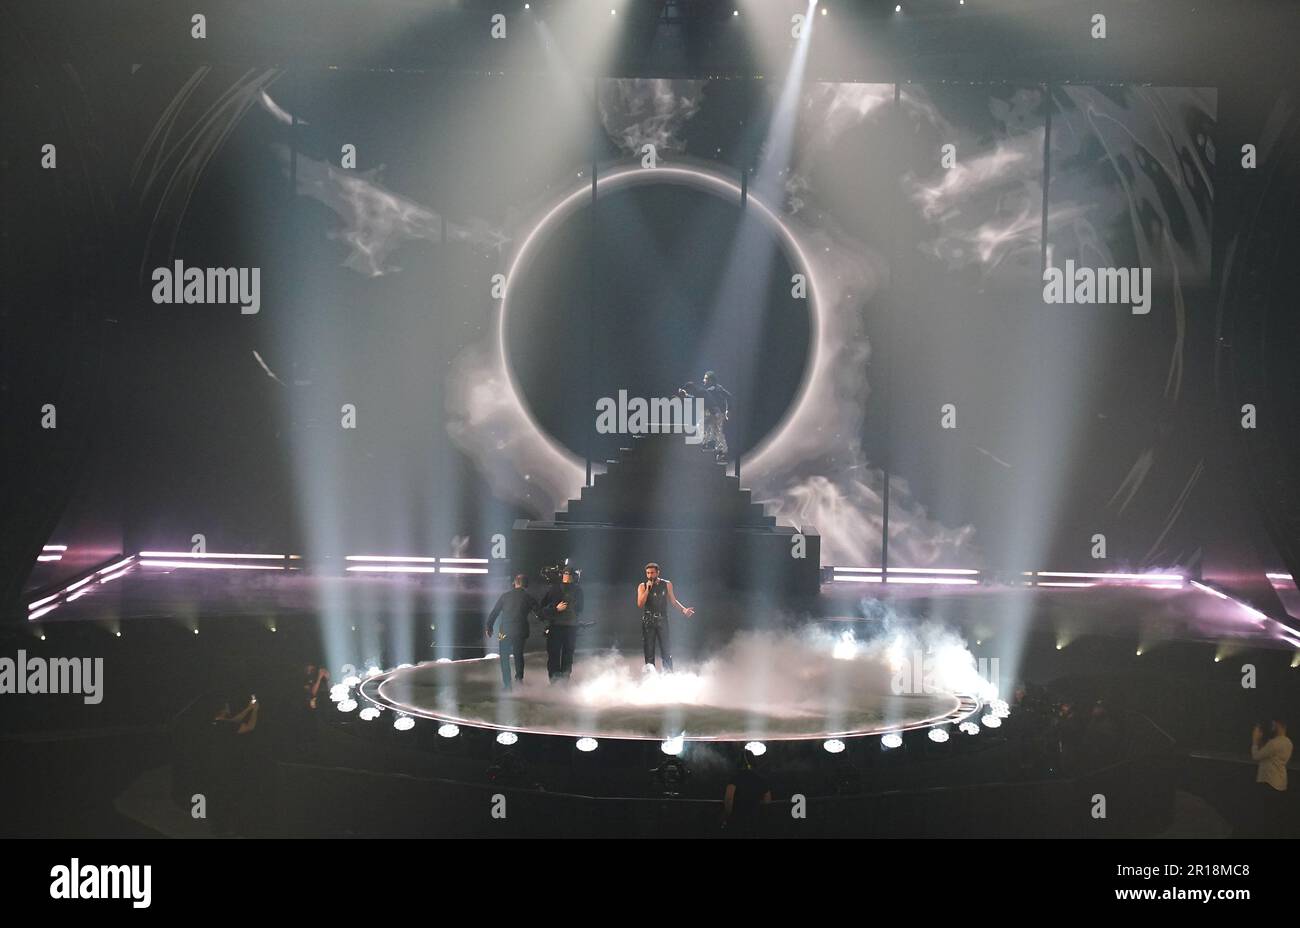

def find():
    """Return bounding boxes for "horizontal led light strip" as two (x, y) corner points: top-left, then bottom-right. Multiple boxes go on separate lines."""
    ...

(132, 552), (490, 574)
(1034, 571), (1184, 582)
(830, 570), (977, 586)
(347, 555), (466, 574)
(831, 567), (980, 584)
(27, 555), (137, 620)
(440, 557), (489, 574)
(140, 559), (290, 571)
(344, 556), (490, 574)
(347, 565), (439, 574)
(832, 567), (979, 575)
(881, 576), (979, 585)
(139, 551), (296, 560)
(831, 567), (1188, 589)
(347, 555), (439, 563)
(37, 544), (67, 563)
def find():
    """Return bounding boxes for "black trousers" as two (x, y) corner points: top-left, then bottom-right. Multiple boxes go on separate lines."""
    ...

(498, 635), (526, 688)
(547, 626), (577, 679)
(642, 615), (672, 670)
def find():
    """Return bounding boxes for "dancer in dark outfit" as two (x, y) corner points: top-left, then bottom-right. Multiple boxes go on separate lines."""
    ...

(485, 574), (538, 689)
(540, 567), (583, 681)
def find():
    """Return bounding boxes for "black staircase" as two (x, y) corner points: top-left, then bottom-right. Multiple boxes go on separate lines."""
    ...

(513, 433), (820, 595)
(556, 434), (774, 529)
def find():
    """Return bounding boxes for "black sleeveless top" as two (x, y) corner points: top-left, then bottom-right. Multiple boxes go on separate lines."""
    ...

(644, 579), (669, 616)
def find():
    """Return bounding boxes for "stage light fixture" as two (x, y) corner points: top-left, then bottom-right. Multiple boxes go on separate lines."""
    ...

(576, 737), (599, 752)
(338, 699), (358, 713)
(359, 707), (380, 721)
(980, 714), (1001, 728)
(497, 731), (519, 746)
(342, 674), (361, 687)
(394, 715), (415, 732)
(438, 723), (461, 738)
(743, 741), (767, 756)
(881, 733), (902, 749)
(928, 728), (949, 743)
(366, 665), (381, 676)
(661, 735), (685, 756)
(959, 721), (980, 735)
(823, 739), (846, 754)
(652, 758), (690, 794)
(330, 683), (350, 701)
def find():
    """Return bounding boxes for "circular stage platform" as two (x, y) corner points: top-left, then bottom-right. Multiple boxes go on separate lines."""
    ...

(359, 650), (982, 742)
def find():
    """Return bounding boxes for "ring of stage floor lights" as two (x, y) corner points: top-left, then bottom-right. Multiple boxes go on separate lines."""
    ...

(351, 656), (985, 744)
(497, 159), (825, 477)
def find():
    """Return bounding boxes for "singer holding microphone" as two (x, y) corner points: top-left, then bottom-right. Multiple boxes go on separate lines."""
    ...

(637, 562), (695, 672)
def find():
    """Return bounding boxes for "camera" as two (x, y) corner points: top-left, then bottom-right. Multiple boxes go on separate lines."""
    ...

(540, 563), (580, 584)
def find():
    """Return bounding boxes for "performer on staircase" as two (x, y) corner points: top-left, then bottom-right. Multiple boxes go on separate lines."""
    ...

(677, 370), (732, 463)
(636, 562), (695, 672)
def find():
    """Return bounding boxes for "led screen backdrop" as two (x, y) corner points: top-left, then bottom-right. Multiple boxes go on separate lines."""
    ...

(110, 68), (1216, 571)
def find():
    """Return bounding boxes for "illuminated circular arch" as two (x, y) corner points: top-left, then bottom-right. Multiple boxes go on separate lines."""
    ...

(497, 160), (827, 475)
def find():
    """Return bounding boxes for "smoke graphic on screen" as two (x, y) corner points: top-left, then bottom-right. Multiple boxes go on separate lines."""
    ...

(597, 78), (703, 156)
(261, 88), (509, 277)
(270, 142), (510, 276)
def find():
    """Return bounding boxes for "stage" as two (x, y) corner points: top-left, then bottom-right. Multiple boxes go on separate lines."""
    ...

(358, 652), (980, 741)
